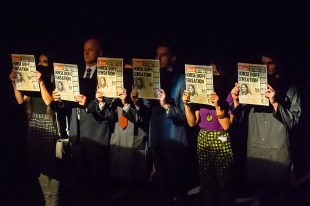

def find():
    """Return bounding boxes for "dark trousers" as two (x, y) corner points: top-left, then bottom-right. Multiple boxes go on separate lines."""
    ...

(152, 149), (189, 206)
(71, 138), (110, 206)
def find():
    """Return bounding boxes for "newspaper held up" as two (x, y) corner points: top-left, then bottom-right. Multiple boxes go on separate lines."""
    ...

(97, 57), (123, 98)
(53, 63), (80, 102)
(11, 54), (40, 91)
(185, 64), (214, 105)
(238, 62), (268, 106)
(132, 58), (160, 99)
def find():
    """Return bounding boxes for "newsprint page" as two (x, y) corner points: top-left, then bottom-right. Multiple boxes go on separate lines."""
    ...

(97, 57), (123, 98)
(53, 63), (80, 102)
(132, 58), (160, 99)
(185, 64), (214, 105)
(238, 62), (268, 106)
(11, 54), (40, 91)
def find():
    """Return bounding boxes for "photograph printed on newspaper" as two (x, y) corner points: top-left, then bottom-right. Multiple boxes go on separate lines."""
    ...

(97, 57), (123, 98)
(53, 63), (80, 102)
(11, 54), (40, 91)
(132, 58), (160, 99)
(185, 64), (214, 105)
(238, 62), (268, 106)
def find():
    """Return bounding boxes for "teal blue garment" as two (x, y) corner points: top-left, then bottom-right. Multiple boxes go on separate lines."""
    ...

(149, 71), (188, 151)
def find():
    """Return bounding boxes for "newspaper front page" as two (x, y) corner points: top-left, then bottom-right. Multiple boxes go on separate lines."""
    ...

(238, 62), (268, 106)
(53, 63), (80, 102)
(97, 57), (123, 98)
(11, 54), (40, 91)
(132, 58), (160, 99)
(185, 64), (214, 105)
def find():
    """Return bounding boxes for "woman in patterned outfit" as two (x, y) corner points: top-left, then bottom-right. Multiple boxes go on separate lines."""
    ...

(10, 52), (62, 206)
(183, 73), (235, 206)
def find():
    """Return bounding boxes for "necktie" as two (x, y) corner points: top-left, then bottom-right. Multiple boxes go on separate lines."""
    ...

(119, 113), (128, 129)
(85, 68), (91, 79)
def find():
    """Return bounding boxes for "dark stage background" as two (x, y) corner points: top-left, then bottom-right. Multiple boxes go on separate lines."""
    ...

(0, 0), (310, 205)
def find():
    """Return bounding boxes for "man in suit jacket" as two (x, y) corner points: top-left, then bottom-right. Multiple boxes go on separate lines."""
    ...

(53, 38), (115, 205)
(149, 43), (190, 206)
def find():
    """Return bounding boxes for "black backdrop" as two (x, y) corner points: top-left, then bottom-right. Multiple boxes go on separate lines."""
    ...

(0, 0), (310, 204)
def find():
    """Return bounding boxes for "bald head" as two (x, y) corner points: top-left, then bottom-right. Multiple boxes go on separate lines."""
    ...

(83, 38), (103, 67)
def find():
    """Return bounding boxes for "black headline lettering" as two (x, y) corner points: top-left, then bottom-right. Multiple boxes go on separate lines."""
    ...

(134, 66), (144, 71)
(107, 71), (115, 75)
(18, 67), (29, 71)
(144, 67), (152, 71)
(250, 72), (259, 77)
(238, 71), (249, 76)
(55, 71), (63, 75)
(99, 71), (116, 75)
(133, 71), (151, 77)
(238, 77), (258, 83)
(97, 71), (105, 75)
(186, 78), (205, 84)
(55, 76), (72, 81)
(196, 73), (206, 78)
(13, 62), (21, 66)
(186, 73), (196, 78)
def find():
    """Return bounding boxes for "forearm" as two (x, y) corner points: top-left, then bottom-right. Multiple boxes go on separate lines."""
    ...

(274, 86), (301, 128)
(184, 104), (196, 127)
(12, 81), (24, 104)
(215, 106), (232, 130)
(217, 114), (233, 131)
(233, 99), (239, 109)
(276, 103), (300, 129)
(271, 102), (278, 112)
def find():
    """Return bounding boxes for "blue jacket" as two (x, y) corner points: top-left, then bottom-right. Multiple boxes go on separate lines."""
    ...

(149, 71), (188, 151)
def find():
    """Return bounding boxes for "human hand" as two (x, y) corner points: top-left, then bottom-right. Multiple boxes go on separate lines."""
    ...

(33, 71), (42, 83)
(119, 88), (128, 105)
(265, 84), (276, 104)
(210, 92), (219, 107)
(182, 90), (190, 105)
(96, 87), (105, 106)
(9, 70), (16, 82)
(131, 85), (139, 105)
(75, 94), (87, 106)
(52, 89), (62, 102)
(157, 89), (167, 108)
(231, 83), (240, 101)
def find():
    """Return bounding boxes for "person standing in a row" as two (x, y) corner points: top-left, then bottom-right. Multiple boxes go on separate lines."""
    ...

(230, 50), (301, 205)
(53, 38), (115, 206)
(149, 43), (190, 206)
(182, 60), (236, 206)
(10, 52), (62, 206)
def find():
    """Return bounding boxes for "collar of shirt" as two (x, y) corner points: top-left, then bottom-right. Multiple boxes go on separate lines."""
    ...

(134, 104), (140, 111)
(83, 65), (97, 78)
